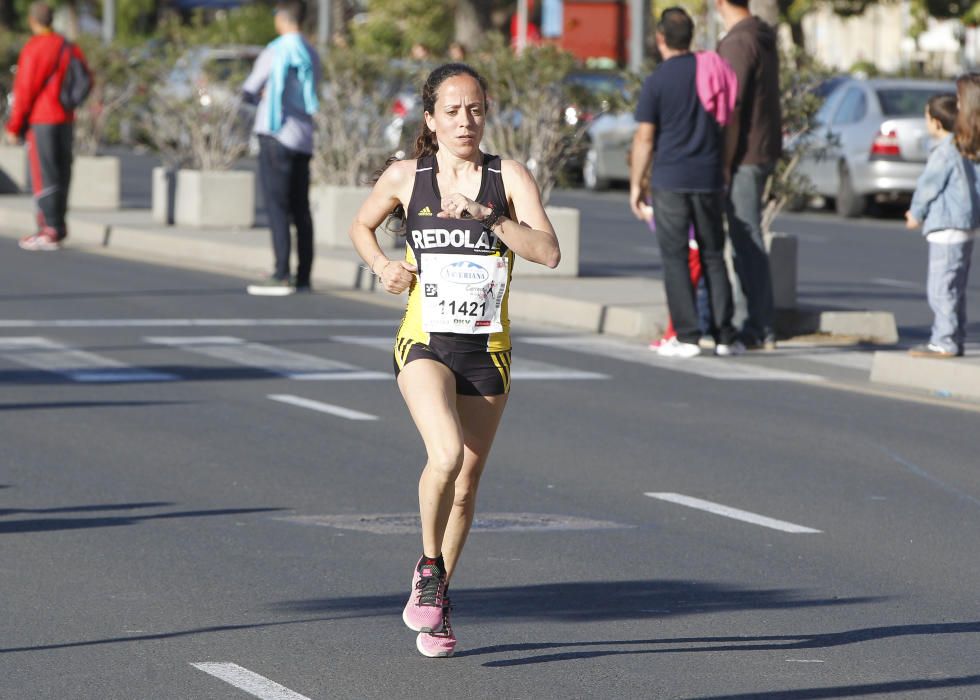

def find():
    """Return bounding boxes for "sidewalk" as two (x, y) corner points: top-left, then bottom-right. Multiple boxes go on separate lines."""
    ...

(3, 194), (977, 401)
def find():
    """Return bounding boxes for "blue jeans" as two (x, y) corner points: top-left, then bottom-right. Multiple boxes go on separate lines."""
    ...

(258, 135), (314, 285)
(927, 239), (974, 354)
(727, 163), (775, 342)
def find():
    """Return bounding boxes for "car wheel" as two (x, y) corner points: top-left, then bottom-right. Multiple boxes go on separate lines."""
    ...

(835, 163), (866, 218)
(784, 192), (807, 212)
(582, 146), (610, 191)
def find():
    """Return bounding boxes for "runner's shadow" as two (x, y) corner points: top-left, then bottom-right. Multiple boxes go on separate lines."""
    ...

(0, 400), (190, 411)
(454, 621), (980, 667)
(274, 579), (882, 625)
(687, 674), (980, 700)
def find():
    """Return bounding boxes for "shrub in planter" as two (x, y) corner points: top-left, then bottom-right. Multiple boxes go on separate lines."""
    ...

(138, 46), (255, 226)
(311, 51), (412, 247)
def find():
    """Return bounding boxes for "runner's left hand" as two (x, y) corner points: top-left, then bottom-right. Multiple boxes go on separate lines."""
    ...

(437, 194), (491, 221)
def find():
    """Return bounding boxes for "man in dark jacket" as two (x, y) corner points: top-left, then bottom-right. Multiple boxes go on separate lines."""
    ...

(716, 0), (782, 349)
(5, 1), (89, 251)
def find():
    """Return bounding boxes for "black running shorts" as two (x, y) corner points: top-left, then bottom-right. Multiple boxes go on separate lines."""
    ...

(393, 334), (511, 396)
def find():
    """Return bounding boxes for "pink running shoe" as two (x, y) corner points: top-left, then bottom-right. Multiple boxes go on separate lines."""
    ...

(416, 602), (456, 658)
(402, 557), (447, 633)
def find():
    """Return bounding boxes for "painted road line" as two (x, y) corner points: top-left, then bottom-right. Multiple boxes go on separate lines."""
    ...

(190, 663), (312, 700)
(871, 277), (923, 290)
(788, 349), (875, 371)
(277, 512), (631, 534)
(331, 335), (608, 380)
(269, 394), (378, 421)
(0, 318), (397, 328)
(523, 336), (824, 383)
(645, 493), (822, 533)
(145, 336), (387, 380)
(0, 337), (177, 382)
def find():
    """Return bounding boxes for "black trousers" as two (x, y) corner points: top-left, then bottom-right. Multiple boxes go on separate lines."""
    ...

(27, 123), (73, 239)
(258, 135), (314, 285)
(651, 189), (736, 345)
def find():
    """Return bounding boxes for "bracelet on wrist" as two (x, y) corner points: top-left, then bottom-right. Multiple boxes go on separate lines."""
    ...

(481, 210), (503, 231)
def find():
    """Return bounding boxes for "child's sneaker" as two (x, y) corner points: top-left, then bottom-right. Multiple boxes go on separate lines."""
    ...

(402, 557), (447, 633)
(908, 343), (957, 358)
(18, 230), (61, 251)
(416, 602), (456, 658)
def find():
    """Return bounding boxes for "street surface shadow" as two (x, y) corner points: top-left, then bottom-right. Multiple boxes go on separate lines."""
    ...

(0, 506), (283, 534)
(0, 400), (191, 411)
(691, 672), (980, 699)
(274, 579), (882, 625)
(455, 621), (978, 668)
(0, 367), (313, 385)
(0, 287), (245, 302)
(0, 501), (172, 517)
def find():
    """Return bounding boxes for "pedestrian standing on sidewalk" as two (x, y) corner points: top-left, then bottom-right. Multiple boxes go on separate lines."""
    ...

(905, 86), (980, 358)
(5, 1), (90, 252)
(629, 7), (741, 358)
(715, 0), (782, 350)
(349, 63), (560, 657)
(242, 0), (321, 296)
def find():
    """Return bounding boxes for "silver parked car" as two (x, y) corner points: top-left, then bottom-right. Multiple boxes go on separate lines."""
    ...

(581, 111), (635, 190)
(794, 77), (955, 217)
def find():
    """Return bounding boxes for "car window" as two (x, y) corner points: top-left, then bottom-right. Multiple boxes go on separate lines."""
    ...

(832, 88), (866, 125)
(876, 88), (950, 117)
(204, 56), (256, 82)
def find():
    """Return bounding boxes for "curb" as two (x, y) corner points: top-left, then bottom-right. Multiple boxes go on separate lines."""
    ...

(0, 201), (898, 345)
(870, 351), (980, 401)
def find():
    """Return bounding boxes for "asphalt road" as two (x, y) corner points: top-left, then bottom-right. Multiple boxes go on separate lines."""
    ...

(2, 238), (979, 699)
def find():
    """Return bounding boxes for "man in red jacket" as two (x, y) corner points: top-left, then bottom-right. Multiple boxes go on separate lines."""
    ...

(5, 2), (89, 251)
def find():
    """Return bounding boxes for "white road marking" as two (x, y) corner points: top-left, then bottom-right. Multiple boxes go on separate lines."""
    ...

(145, 336), (387, 380)
(269, 394), (378, 421)
(277, 512), (631, 534)
(785, 349), (875, 371)
(871, 277), (923, 290)
(645, 492), (822, 533)
(523, 336), (824, 383)
(190, 663), (312, 700)
(0, 318), (397, 328)
(331, 335), (608, 379)
(0, 337), (177, 382)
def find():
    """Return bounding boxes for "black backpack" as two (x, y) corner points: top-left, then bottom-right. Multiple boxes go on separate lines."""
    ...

(43, 39), (92, 111)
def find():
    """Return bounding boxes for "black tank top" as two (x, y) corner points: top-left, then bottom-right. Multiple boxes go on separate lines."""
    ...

(404, 153), (510, 273)
(396, 153), (514, 352)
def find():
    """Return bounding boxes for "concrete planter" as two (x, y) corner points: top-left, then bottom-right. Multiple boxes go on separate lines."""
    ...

(767, 232), (798, 310)
(310, 184), (372, 249)
(175, 169), (254, 228)
(512, 204), (580, 277)
(0, 144), (28, 193)
(69, 155), (121, 210)
(151, 167), (178, 225)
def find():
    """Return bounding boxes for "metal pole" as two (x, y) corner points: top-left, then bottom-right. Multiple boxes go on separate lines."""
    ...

(628, 0), (645, 72)
(102, 0), (115, 44)
(517, 0), (528, 52)
(318, 0), (331, 51)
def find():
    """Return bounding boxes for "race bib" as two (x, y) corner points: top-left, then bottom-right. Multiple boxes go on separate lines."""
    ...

(420, 253), (509, 334)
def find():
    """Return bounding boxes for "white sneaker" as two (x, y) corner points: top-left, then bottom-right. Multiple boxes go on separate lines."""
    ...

(715, 340), (746, 357)
(655, 337), (702, 358)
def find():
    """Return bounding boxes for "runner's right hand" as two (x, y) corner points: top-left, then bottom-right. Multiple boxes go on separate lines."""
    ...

(380, 261), (418, 295)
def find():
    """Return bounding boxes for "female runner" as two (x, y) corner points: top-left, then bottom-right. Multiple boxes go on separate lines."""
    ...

(349, 62), (560, 658)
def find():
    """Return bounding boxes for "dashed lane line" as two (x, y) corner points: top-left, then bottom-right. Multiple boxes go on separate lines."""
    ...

(645, 492), (822, 534)
(269, 394), (378, 421)
(331, 335), (608, 380)
(145, 336), (388, 380)
(0, 337), (177, 383)
(190, 663), (312, 700)
(0, 318), (398, 328)
(522, 336), (825, 383)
